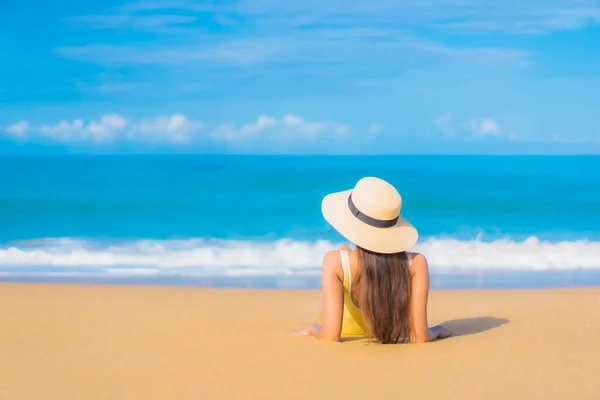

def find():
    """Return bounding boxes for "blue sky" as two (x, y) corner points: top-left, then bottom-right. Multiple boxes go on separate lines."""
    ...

(1, 0), (600, 154)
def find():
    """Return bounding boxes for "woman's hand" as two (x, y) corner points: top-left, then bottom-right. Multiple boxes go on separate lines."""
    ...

(428, 325), (453, 341)
(293, 324), (320, 337)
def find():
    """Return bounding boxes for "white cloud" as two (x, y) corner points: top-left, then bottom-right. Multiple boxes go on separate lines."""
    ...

(66, 13), (197, 33)
(115, 0), (600, 34)
(2, 113), (351, 146)
(5, 121), (31, 137)
(131, 114), (200, 143)
(56, 32), (528, 68)
(435, 112), (513, 139)
(3, 114), (201, 144)
(39, 114), (128, 143)
(548, 133), (600, 144)
(96, 82), (145, 92)
(434, 111), (457, 138)
(211, 114), (350, 142)
(367, 123), (382, 137)
(464, 118), (501, 136)
(55, 0), (598, 91)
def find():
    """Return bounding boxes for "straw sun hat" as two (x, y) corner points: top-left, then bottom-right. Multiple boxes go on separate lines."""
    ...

(321, 177), (418, 254)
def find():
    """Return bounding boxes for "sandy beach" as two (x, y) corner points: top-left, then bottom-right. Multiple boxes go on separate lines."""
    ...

(1, 283), (599, 399)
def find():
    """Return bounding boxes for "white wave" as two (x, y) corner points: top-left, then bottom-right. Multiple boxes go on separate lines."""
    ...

(1, 236), (599, 277)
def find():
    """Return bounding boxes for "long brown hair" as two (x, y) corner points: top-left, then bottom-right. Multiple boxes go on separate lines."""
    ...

(355, 246), (412, 344)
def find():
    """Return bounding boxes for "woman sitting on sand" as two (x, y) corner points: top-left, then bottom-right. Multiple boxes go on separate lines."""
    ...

(295, 177), (452, 344)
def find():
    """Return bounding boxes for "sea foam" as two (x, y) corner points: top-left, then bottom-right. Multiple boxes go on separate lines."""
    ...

(1, 236), (599, 277)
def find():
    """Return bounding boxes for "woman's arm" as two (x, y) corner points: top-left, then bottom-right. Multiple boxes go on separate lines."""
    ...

(409, 253), (452, 343)
(295, 250), (344, 341)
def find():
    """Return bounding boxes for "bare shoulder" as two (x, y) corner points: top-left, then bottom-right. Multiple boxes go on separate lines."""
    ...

(409, 252), (430, 277)
(322, 250), (344, 279)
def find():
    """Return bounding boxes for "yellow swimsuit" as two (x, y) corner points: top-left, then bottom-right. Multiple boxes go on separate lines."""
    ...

(339, 249), (366, 337)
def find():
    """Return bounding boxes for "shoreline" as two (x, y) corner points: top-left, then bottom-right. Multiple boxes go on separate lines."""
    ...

(1, 283), (599, 399)
(2, 279), (600, 291)
(2, 267), (600, 290)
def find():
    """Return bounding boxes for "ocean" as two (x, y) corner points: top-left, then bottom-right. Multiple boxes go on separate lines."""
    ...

(1, 155), (600, 289)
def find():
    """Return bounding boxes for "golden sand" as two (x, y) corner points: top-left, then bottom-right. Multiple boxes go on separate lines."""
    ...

(1, 283), (599, 399)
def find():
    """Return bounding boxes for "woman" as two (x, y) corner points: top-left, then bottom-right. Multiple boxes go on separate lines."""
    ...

(295, 177), (452, 343)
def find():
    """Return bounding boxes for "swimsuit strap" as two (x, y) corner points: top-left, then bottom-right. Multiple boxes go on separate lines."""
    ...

(344, 250), (353, 292)
(340, 249), (359, 309)
(339, 249), (351, 285)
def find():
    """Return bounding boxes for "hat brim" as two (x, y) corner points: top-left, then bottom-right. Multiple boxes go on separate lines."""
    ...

(322, 190), (418, 254)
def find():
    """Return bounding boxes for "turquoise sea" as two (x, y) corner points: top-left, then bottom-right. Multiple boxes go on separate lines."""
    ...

(1, 155), (600, 288)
